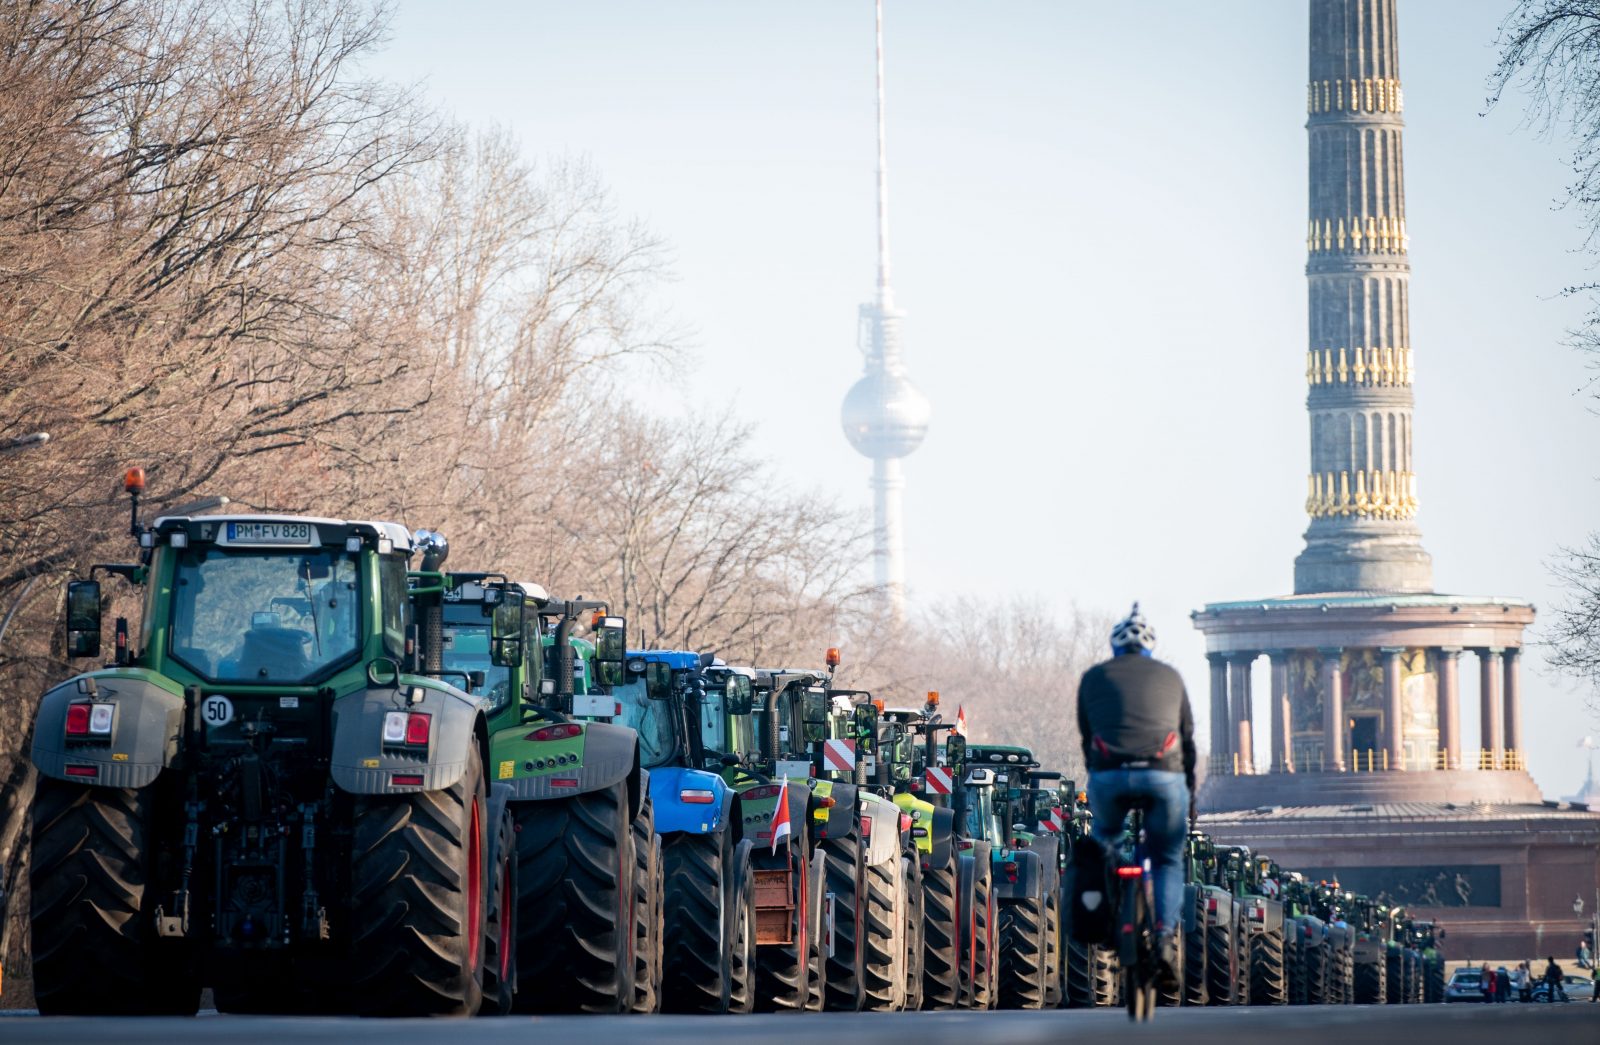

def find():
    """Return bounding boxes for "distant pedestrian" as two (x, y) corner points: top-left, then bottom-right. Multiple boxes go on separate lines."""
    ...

(1543, 956), (1567, 1002)
(1590, 962), (1598, 1003)
(1579, 939), (1593, 970)
(1510, 961), (1529, 1002)
(1495, 966), (1511, 1002)
(1482, 962), (1496, 1003)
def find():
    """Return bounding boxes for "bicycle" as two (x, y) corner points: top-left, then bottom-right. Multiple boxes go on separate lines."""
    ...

(1113, 805), (1158, 1022)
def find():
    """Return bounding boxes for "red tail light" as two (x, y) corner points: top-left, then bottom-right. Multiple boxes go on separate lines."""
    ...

(860, 816), (873, 836)
(1116, 865), (1142, 878)
(65, 703), (90, 736)
(1207, 897), (1219, 912)
(392, 773), (424, 787)
(65, 764), (98, 778)
(405, 712), (431, 746)
(527, 723), (583, 742)
(680, 789), (716, 804)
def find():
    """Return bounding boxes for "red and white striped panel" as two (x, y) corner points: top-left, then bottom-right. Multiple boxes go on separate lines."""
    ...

(924, 765), (953, 795)
(822, 738), (856, 773)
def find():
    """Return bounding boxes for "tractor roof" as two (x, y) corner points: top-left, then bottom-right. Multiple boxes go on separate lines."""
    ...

(151, 514), (413, 552)
(966, 744), (1037, 766)
(628, 649), (705, 671)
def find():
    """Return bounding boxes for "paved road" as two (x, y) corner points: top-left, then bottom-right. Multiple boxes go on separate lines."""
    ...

(1, 1005), (1596, 1045)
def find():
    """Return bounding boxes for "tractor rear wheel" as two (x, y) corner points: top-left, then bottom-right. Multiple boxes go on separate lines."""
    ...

(482, 794), (519, 1015)
(630, 795), (662, 1014)
(1354, 956), (1385, 1004)
(1043, 884), (1062, 1008)
(919, 850), (961, 1009)
(727, 840), (757, 1014)
(1248, 928), (1287, 1005)
(29, 780), (199, 1016)
(1205, 916), (1234, 1005)
(1285, 932), (1307, 1005)
(1157, 923), (1183, 1007)
(997, 897), (1047, 1009)
(860, 851), (906, 1010)
(1091, 942), (1119, 1007)
(512, 780), (635, 1013)
(821, 831), (866, 1011)
(348, 743), (489, 1016)
(968, 862), (997, 1010)
(902, 853), (925, 1012)
(1424, 956), (1444, 1003)
(660, 828), (731, 1013)
(1183, 893), (1208, 1006)
(1385, 949), (1402, 1004)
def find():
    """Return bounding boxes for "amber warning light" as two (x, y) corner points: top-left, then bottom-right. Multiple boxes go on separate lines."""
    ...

(825, 647), (841, 669)
(123, 467), (146, 495)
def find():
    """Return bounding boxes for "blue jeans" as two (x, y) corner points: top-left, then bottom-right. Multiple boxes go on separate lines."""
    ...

(1088, 768), (1189, 935)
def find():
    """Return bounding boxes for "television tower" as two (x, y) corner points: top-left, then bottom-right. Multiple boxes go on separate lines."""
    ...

(841, 0), (929, 619)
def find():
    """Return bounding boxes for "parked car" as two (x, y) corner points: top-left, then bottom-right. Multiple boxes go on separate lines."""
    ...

(1530, 975), (1594, 1003)
(1444, 967), (1487, 1003)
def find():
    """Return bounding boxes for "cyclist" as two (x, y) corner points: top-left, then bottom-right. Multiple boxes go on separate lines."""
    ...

(1076, 602), (1197, 990)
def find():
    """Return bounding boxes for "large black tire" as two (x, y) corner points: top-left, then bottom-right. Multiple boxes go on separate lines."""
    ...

(753, 841), (811, 1012)
(1064, 939), (1095, 1007)
(1043, 884), (1062, 1008)
(902, 853), (924, 1012)
(1424, 956), (1445, 1003)
(1285, 933), (1307, 1006)
(1249, 928), (1288, 1005)
(660, 829), (733, 1013)
(997, 897), (1047, 1009)
(919, 852), (961, 1009)
(347, 744), (488, 1016)
(630, 795), (662, 1014)
(1205, 917), (1235, 1006)
(1385, 949), (1402, 1004)
(821, 831), (866, 1011)
(1354, 956), (1386, 1005)
(727, 840), (757, 1014)
(966, 861), (997, 1009)
(1157, 923), (1183, 1008)
(860, 851), (905, 1010)
(1092, 942), (1120, 1008)
(482, 794), (519, 1015)
(512, 780), (635, 1013)
(29, 781), (200, 1016)
(1406, 949), (1422, 1003)
(1183, 895), (1208, 1006)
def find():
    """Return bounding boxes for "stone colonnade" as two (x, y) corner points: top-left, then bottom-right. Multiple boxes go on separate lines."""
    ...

(1206, 645), (1523, 774)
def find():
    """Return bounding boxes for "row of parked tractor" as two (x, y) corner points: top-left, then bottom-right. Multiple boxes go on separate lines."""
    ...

(25, 492), (1446, 1016)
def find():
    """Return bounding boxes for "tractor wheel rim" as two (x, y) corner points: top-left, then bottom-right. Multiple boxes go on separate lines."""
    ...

(468, 795), (483, 971)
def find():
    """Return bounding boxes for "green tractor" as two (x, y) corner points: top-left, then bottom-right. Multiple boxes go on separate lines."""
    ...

(1405, 919), (1446, 1003)
(1349, 894), (1398, 1004)
(1310, 880), (1356, 1004)
(1278, 870), (1332, 1005)
(960, 744), (1060, 1010)
(1218, 846), (1288, 1006)
(1191, 834), (1245, 1006)
(1385, 907), (1422, 1005)
(875, 700), (963, 1010)
(423, 571), (658, 1014)
(28, 489), (505, 1015)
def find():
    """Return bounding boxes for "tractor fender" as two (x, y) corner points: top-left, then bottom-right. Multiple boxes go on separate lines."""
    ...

(330, 680), (484, 793)
(992, 847), (1042, 901)
(30, 670), (183, 788)
(1182, 882), (1201, 934)
(813, 779), (858, 841)
(1027, 833), (1061, 887)
(857, 792), (901, 867)
(490, 718), (638, 801)
(647, 765), (730, 836)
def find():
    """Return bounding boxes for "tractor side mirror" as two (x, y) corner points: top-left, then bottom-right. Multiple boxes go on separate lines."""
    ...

(467, 669), (486, 693)
(65, 580), (102, 659)
(490, 592), (524, 668)
(644, 661), (673, 700)
(727, 674), (754, 715)
(592, 615), (626, 688)
(945, 733), (966, 768)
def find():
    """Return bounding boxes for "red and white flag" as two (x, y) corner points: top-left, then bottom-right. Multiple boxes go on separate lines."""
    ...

(769, 778), (792, 855)
(954, 705), (968, 737)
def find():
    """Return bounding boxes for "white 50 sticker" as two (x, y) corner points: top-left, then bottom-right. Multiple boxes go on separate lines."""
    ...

(201, 695), (234, 727)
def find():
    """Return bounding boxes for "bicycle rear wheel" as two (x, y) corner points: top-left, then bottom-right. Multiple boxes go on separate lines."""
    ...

(1119, 876), (1156, 1022)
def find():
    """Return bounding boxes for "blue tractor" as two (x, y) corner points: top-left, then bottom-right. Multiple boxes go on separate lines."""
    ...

(613, 650), (759, 1013)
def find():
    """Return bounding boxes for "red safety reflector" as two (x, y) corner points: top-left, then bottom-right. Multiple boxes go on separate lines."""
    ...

(899, 813), (914, 833)
(392, 773), (424, 786)
(64, 764), (98, 778)
(65, 703), (90, 736)
(527, 723), (583, 742)
(1207, 897), (1219, 912)
(551, 777), (579, 788)
(680, 789), (717, 804)
(957, 839), (975, 851)
(1003, 861), (1019, 873)
(405, 712), (431, 746)
(860, 816), (873, 836)
(1116, 865), (1143, 878)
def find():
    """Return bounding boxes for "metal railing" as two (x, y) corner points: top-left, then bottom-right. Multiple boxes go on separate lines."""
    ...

(1206, 747), (1526, 776)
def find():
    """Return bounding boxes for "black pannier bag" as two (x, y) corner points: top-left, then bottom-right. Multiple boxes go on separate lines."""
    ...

(1065, 832), (1114, 946)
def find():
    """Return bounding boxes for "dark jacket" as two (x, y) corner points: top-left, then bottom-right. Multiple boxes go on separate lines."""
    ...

(1077, 653), (1197, 790)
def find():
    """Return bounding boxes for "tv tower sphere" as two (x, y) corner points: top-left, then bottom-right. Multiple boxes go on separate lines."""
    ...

(841, 367), (930, 460)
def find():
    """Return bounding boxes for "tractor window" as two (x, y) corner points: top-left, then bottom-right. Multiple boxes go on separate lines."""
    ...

(613, 677), (675, 769)
(754, 690), (797, 759)
(379, 556), (409, 659)
(440, 622), (511, 714)
(729, 704), (756, 760)
(963, 786), (1001, 844)
(170, 547), (360, 684)
(700, 682), (729, 759)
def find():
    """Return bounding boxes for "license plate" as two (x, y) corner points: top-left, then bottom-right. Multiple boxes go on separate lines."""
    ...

(227, 521), (313, 545)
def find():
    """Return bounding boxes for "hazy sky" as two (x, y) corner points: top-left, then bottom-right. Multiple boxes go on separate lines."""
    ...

(365, 1), (1600, 798)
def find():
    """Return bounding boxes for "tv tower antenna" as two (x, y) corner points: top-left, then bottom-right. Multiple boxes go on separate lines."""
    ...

(841, 0), (929, 621)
